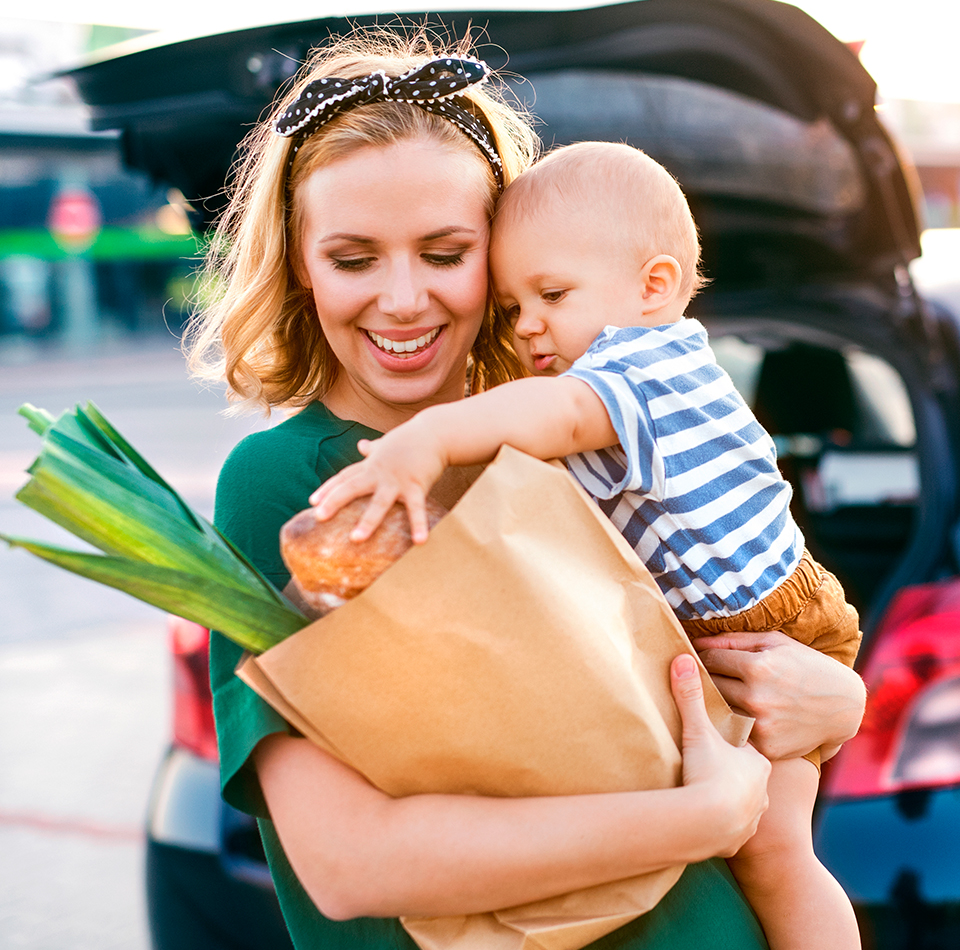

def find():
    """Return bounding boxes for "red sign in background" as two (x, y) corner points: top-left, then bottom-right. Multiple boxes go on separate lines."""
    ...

(47, 187), (103, 252)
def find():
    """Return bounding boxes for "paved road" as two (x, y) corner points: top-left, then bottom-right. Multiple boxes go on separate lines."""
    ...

(0, 335), (269, 950)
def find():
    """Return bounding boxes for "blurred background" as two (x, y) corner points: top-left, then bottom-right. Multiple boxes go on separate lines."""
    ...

(2, 2), (960, 948)
(3, 0), (960, 359)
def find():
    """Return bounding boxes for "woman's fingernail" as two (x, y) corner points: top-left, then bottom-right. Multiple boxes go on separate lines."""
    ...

(674, 653), (697, 678)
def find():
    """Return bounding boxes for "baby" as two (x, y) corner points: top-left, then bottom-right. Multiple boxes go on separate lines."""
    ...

(311, 141), (861, 950)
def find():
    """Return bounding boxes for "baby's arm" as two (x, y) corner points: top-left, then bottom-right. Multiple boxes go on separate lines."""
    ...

(311, 375), (617, 542)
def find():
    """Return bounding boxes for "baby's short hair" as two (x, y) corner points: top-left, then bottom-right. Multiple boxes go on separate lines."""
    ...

(495, 141), (705, 303)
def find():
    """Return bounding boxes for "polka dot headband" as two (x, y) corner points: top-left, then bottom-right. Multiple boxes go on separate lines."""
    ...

(275, 57), (504, 190)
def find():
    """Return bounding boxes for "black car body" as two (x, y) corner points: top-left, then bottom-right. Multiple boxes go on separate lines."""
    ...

(67, 2), (960, 948)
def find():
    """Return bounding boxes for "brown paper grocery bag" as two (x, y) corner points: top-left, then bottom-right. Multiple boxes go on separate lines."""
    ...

(238, 445), (752, 950)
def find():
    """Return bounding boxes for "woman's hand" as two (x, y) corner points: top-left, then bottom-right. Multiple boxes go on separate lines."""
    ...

(670, 653), (770, 857)
(691, 632), (866, 761)
(310, 419), (447, 544)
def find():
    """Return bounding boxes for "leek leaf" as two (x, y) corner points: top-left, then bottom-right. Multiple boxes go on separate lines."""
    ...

(79, 402), (204, 531)
(7, 401), (307, 654)
(19, 441), (264, 590)
(18, 404), (56, 437)
(0, 533), (307, 654)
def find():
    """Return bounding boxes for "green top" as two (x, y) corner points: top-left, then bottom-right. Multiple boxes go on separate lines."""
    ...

(211, 400), (768, 950)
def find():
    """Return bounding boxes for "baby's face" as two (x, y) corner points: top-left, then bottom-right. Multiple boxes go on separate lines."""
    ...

(490, 206), (652, 376)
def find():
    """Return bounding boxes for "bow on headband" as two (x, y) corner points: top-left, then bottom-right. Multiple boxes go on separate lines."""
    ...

(275, 57), (504, 189)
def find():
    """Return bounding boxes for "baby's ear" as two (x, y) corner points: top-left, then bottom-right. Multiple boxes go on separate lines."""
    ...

(639, 254), (682, 311)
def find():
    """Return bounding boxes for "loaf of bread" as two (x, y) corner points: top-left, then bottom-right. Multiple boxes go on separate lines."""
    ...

(281, 498), (447, 614)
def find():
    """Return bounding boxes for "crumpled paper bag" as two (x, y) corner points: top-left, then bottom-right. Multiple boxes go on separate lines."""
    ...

(237, 445), (753, 950)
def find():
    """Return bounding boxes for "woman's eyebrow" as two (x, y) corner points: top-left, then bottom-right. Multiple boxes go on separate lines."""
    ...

(318, 226), (477, 245)
(422, 226), (479, 240)
(319, 232), (375, 245)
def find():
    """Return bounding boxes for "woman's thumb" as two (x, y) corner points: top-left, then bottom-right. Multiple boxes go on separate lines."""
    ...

(671, 653), (707, 725)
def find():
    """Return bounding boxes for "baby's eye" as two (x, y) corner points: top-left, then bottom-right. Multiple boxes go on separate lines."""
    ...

(541, 289), (566, 303)
(502, 304), (520, 326)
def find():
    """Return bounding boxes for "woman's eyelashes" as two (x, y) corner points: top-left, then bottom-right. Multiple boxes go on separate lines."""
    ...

(328, 250), (467, 272)
(328, 247), (469, 273)
(422, 251), (466, 267)
(330, 256), (375, 272)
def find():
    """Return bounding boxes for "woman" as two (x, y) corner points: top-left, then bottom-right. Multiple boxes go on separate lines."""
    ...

(186, 28), (865, 950)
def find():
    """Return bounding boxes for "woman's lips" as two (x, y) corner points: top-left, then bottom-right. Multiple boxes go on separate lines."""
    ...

(363, 326), (444, 370)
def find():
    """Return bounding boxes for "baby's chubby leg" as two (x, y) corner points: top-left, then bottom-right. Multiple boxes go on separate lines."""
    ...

(727, 757), (860, 950)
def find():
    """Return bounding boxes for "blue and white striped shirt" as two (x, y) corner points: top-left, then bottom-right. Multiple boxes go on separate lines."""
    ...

(564, 319), (803, 620)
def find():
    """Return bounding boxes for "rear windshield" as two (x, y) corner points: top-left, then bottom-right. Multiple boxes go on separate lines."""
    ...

(511, 70), (864, 216)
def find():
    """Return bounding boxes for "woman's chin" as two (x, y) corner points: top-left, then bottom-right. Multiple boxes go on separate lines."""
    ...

(374, 371), (466, 412)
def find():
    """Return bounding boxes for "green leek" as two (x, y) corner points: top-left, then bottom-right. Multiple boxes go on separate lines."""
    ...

(1, 402), (307, 653)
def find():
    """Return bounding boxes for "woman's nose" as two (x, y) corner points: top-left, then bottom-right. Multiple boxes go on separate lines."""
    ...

(379, 259), (429, 321)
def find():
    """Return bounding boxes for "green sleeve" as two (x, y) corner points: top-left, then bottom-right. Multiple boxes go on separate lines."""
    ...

(210, 427), (302, 815)
(210, 406), (378, 815)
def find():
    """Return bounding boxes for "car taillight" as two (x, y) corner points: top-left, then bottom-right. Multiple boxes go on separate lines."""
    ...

(168, 616), (218, 761)
(823, 579), (960, 798)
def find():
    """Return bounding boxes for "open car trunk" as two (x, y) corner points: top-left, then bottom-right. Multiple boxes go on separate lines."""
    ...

(69, 0), (919, 270)
(65, 0), (960, 634)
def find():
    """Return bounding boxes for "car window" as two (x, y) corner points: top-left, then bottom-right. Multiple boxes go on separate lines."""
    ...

(846, 349), (916, 448)
(511, 70), (865, 215)
(711, 336), (919, 512)
(709, 336), (765, 406)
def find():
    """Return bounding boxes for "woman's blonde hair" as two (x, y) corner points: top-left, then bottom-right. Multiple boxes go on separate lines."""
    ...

(185, 26), (538, 413)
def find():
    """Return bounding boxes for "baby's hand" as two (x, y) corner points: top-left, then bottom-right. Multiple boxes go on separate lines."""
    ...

(309, 425), (447, 544)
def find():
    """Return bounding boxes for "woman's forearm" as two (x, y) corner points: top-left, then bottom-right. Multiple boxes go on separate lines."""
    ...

(255, 733), (756, 921)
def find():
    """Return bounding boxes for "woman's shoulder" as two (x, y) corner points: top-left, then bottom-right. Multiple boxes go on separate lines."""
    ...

(214, 402), (381, 576)
(220, 402), (380, 490)
(222, 401), (358, 463)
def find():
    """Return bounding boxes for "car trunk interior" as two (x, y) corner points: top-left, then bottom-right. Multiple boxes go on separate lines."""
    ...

(517, 58), (939, 631)
(698, 308), (958, 634)
(70, 0), (919, 267)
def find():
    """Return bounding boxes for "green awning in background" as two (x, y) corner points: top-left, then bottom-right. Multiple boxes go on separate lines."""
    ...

(0, 227), (200, 262)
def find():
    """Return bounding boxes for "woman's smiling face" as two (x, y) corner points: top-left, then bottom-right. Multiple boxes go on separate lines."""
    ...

(297, 137), (492, 431)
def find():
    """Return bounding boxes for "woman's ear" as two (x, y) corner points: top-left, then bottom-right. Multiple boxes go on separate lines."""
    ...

(638, 254), (682, 315)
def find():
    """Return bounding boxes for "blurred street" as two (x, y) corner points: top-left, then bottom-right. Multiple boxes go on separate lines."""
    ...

(0, 336), (269, 949)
